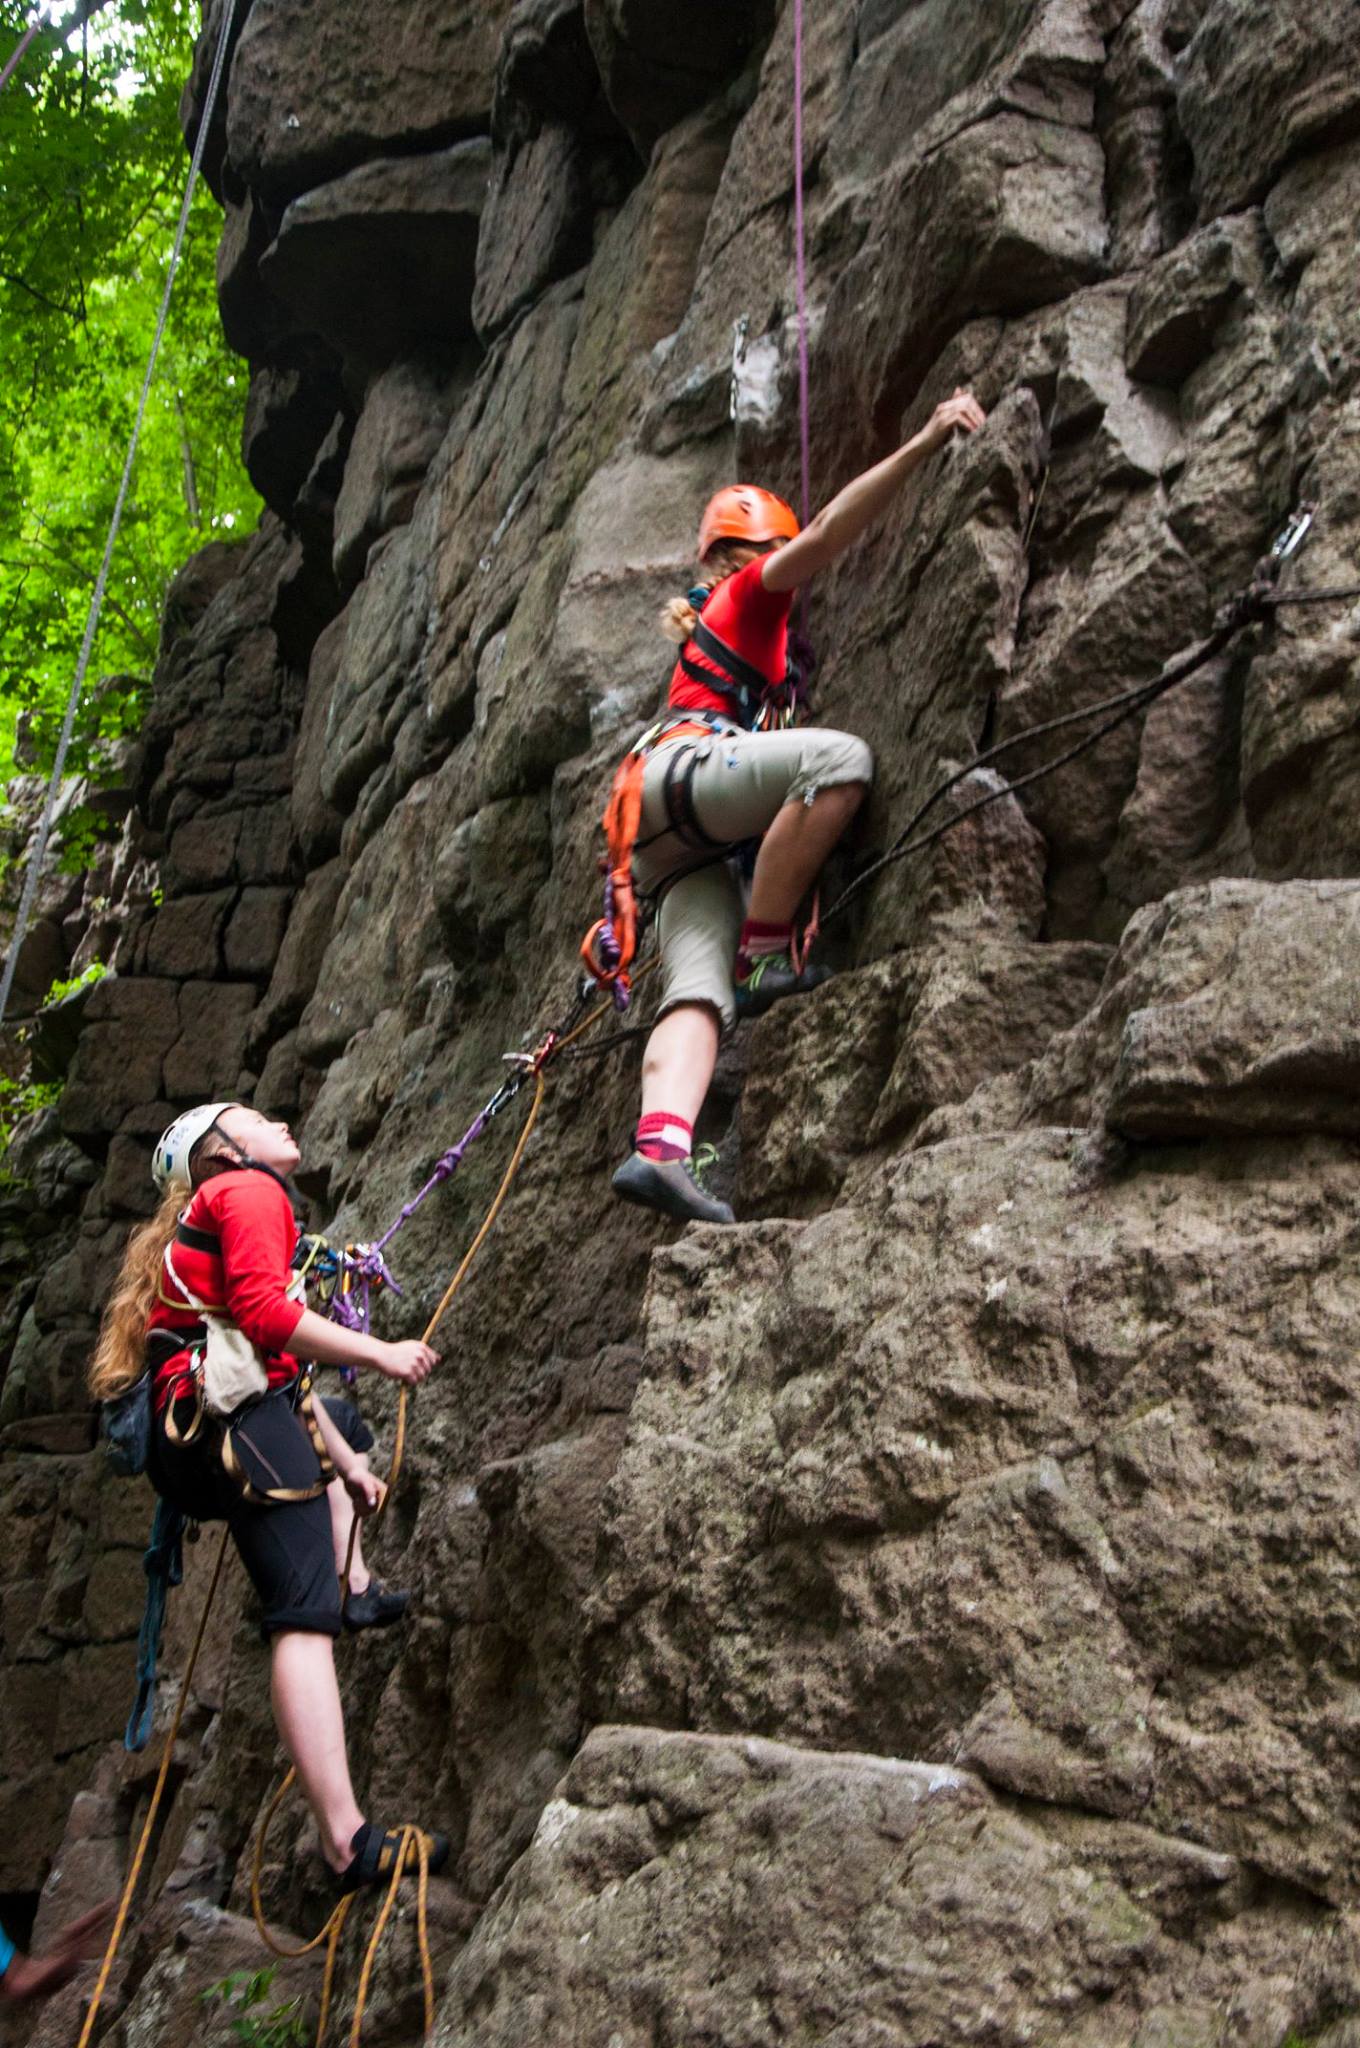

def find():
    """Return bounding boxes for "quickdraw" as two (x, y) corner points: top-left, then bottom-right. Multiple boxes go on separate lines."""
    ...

(293, 999), (593, 1349)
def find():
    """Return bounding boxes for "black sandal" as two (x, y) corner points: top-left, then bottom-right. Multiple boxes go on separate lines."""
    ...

(339, 1821), (449, 1894)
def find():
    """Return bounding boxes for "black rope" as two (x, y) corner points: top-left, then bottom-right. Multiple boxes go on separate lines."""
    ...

(555, 1024), (651, 1065)
(820, 569), (1360, 930)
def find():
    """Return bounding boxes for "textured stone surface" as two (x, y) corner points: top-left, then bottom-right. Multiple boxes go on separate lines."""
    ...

(226, 0), (512, 202)
(259, 142), (492, 368)
(332, 353), (475, 590)
(431, 1723), (1360, 2048)
(8, 1), (1360, 2040)
(1026, 878), (1360, 1139)
(1178, 0), (1360, 220)
(589, 1128), (1360, 1901)
(584, 0), (774, 158)
(472, 125), (591, 345)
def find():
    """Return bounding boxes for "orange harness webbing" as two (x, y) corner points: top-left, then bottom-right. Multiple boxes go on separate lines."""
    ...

(579, 718), (715, 1001)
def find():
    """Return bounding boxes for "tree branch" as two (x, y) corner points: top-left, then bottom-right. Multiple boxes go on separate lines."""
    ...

(0, 267), (72, 317)
(13, 521), (157, 660)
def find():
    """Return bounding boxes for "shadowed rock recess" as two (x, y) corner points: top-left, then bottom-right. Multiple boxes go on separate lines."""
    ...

(3, 0), (1360, 2041)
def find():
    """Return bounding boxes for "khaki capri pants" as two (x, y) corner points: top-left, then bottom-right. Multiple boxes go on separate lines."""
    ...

(632, 724), (874, 1033)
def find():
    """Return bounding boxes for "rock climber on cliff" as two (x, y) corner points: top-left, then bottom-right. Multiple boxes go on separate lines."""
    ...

(608, 388), (987, 1225)
(89, 1102), (448, 1892)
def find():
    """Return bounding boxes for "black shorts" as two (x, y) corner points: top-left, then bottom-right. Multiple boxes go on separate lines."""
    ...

(149, 1386), (341, 1639)
(320, 1395), (374, 1457)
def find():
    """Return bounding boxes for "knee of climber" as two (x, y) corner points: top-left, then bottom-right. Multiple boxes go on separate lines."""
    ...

(835, 735), (875, 793)
(790, 731), (875, 807)
(645, 997), (729, 1071)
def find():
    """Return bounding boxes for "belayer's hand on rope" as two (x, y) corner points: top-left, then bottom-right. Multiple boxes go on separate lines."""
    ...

(370, 1339), (437, 1387)
(342, 1470), (387, 1519)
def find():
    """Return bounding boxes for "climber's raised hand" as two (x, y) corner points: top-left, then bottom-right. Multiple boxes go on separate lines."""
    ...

(762, 386), (991, 592)
(922, 387), (986, 453)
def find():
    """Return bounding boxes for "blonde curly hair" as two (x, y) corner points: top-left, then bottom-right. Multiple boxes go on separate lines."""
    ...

(88, 1181), (185, 1401)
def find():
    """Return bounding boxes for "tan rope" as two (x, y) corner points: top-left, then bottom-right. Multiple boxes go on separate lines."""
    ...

(250, 1057), (560, 2043)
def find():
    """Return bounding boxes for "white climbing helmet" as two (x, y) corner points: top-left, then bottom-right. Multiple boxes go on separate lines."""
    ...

(152, 1103), (235, 1193)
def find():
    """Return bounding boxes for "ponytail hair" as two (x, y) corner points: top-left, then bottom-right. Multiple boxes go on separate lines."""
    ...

(658, 541), (753, 646)
(89, 1181), (185, 1401)
(660, 594), (700, 644)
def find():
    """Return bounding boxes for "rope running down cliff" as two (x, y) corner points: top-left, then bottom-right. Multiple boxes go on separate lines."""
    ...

(0, 0), (240, 1029)
(818, 509), (1358, 929)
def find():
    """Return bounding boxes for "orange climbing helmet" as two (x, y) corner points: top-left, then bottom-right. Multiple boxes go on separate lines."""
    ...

(697, 485), (800, 562)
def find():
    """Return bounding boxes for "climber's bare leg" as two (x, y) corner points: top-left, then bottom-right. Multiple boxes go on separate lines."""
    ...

(746, 783), (867, 925)
(639, 1003), (721, 1128)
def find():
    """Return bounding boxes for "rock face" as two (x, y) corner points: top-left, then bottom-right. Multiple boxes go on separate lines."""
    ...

(5, 0), (1360, 2043)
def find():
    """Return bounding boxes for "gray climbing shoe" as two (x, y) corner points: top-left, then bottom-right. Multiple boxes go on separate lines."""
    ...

(734, 951), (832, 1020)
(611, 1150), (735, 1226)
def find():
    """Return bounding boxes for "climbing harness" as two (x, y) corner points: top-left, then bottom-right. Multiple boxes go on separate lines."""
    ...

(580, 618), (812, 1010)
(77, 983), (620, 2048)
(0, 0), (239, 1028)
(579, 711), (734, 1006)
(680, 613), (805, 732)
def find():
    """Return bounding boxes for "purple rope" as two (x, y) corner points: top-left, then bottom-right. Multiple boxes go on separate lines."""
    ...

(792, 0), (810, 533)
(314, 1092), (506, 1347)
(369, 1106), (494, 1256)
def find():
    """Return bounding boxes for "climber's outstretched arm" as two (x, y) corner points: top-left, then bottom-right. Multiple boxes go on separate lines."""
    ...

(761, 388), (986, 593)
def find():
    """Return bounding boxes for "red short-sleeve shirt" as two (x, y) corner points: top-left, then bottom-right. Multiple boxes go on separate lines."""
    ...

(668, 558), (793, 720)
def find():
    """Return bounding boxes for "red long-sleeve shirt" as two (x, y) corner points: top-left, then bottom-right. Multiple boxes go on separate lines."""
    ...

(147, 1169), (305, 1409)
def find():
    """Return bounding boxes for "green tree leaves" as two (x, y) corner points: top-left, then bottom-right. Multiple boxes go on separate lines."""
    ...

(0, 0), (258, 783)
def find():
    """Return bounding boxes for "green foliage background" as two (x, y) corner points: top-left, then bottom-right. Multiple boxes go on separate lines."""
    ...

(0, 0), (257, 787)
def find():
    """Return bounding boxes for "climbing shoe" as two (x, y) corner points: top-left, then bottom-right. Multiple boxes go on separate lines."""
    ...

(734, 951), (832, 1020)
(611, 1148), (735, 1226)
(343, 1581), (411, 1633)
(339, 1821), (449, 1894)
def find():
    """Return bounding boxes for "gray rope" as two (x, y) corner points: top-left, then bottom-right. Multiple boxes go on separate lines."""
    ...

(0, 13), (43, 98)
(0, 0), (238, 1027)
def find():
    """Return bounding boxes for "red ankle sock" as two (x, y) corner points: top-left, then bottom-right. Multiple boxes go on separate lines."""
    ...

(736, 918), (792, 981)
(637, 1112), (692, 1162)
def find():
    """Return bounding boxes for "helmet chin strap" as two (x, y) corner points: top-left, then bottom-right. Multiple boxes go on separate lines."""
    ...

(193, 1121), (288, 1190)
